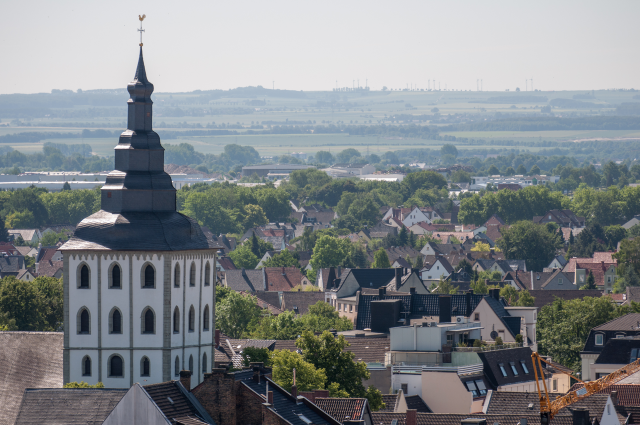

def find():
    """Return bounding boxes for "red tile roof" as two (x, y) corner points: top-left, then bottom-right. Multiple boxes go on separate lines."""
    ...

(314, 398), (366, 422)
(264, 267), (303, 291)
(569, 384), (640, 407)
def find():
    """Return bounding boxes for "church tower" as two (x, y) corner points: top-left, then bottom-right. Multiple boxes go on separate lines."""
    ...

(60, 46), (220, 389)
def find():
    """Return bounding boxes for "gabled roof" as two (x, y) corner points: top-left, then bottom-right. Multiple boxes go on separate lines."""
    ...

(484, 391), (607, 415)
(217, 256), (237, 270)
(0, 332), (63, 425)
(337, 268), (398, 292)
(242, 376), (341, 425)
(477, 347), (536, 388)
(281, 291), (326, 315)
(594, 313), (640, 331)
(264, 267), (303, 291)
(485, 214), (506, 226)
(314, 398), (367, 422)
(527, 289), (603, 310)
(482, 295), (520, 338)
(14, 388), (127, 425)
(0, 256), (22, 272)
(143, 381), (213, 424)
(404, 395), (432, 413)
(502, 270), (531, 291)
(392, 257), (413, 268)
(421, 256), (454, 274)
(224, 269), (264, 292)
(379, 393), (401, 412)
(570, 383), (640, 407)
(36, 260), (63, 278)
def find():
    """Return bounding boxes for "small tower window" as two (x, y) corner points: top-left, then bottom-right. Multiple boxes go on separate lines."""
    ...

(203, 305), (210, 331)
(174, 263), (180, 288)
(202, 353), (208, 373)
(189, 306), (195, 332)
(143, 308), (155, 334)
(78, 308), (90, 334)
(175, 356), (180, 376)
(143, 265), (155, 288)
(79, 264), (89, 288)
(110, 308), (122, 334)
(141, 356), (150, 377)
(109, 355), (123, 378)
(189, 355), (194, 373)
(111, 264), (121, 289)
(82, 356), (91, 376)
(190, 262), (196, 287)
(204, 262), (211, 286)
(173, 307), (180, 333)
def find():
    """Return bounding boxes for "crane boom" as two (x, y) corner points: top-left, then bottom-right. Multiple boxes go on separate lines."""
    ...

(532, 352), (640, 424)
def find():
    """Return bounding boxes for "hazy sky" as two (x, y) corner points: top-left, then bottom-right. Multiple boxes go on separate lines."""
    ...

(1, 0), (639, 94)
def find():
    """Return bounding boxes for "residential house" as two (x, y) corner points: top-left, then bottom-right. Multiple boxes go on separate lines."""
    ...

(386, 268), (430, 294)
(102, 380), (215, 425)
(314, 397), (374, 425)
(15, 246), (37, 258)
(359, 221), (397, 241)
(533, 209), (586, 228)
(623, 215), (640, 230)
(472, 259), (525, 278)
(527, 289), (603, 311)
(8, 229), (42, 244)
(216, 256), (237, 271)
(315, 266), (347, 291)
(392, 257), (413, 269)
(586, 336), (640, 382)
(34, 259), (63, 278)
(292, 204), (337, 225)
(16, 269), (36, 282)
(548, 254), (568, 269)
(574, 261), (618, 292)
(420, 256), (454, 282)
(409, 222), (456, 235)
(420, 242), (467, 257)
(254, 291), (326, 316)
(0, 332), (63, 425)
(581, 313), (640, 380)
(0, 242), (21, 257)
(483, 214), (506, 244)
(14, 388), (128, 425)
(367, 246), (422, 266)
(224, 268), (266, 292)
(429, 232), (476, 244)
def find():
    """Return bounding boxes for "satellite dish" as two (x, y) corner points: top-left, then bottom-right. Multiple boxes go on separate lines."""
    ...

(490, 330), (498, 339)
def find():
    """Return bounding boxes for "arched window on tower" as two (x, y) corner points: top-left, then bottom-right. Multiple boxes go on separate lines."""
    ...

(190, 262), (196, 286)
(111, 264), (121, 288)
(173, 307), (180, 333)
(141, 356), (150, 377)
(174, 263), (180, 288)
(143, 308), (155, 334)
(110, 308), (122, 334)
(202, 353), (208, 373)
(143, 265), (155, 288)
(79, 264), (89, 288)
(188, 306), (195, 332)
(175, 356), (180, 376)
(109, 355), (123, 377)
(203, 305), (210, 331)
(82, 356), (91, 376)
(78, 308), (90, 334)
(204, 262), (211, 286)
(189, 355), (193, 373)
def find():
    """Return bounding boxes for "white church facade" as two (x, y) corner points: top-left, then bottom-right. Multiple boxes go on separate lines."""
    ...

(61, 47), (220, 389)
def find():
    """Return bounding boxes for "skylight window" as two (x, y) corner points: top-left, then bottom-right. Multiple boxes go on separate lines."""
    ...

(475, 380), (487, 396)
(465, 381), (479, 397)
(509, 362), (519, 376)
(498, 363), (507, 377)
(520, 360), (529, 374)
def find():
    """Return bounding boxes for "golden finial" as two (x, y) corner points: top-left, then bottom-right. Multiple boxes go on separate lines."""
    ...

(138, 15), (146, 46)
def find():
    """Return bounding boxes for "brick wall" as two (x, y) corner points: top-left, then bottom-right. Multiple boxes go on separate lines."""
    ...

(262, 405), (291, 425)
(191, 369), (237, 425)
(237, 382), (264, 425)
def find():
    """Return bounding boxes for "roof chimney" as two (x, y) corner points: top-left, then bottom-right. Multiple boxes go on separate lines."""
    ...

(282, 266), (286, 275)
(379, 287), (386, 299)
(395, 267), (402, 288)
(179, 370), (192, 392)
(406, 409), (417, 425)
(409, 287), (416, 295)
(611, 390), (618, 406)
(438, 296), (452, 323)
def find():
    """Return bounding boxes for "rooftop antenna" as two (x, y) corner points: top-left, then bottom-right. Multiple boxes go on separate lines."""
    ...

(137, 14), (146, 46)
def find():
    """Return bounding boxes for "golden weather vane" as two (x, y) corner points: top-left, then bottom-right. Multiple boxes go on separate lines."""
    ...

(138, 14), (146, 46)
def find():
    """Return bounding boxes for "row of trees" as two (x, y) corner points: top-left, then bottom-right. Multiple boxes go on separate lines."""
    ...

(0, 276), (63, 331)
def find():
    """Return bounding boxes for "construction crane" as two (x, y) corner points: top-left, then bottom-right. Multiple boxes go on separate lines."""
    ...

(532, 352), (640, 424)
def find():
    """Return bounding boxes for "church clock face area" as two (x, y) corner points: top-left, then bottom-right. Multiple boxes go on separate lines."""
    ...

(60, 20), (222, 389)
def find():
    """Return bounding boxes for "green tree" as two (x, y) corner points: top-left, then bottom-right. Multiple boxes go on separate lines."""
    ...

(614, 238), (640, 277)
(309, 236), (350, 276)
(488, 165), (500, 175)
(515, 290), (535, 307)
(215, 291), (262, 338)
(270, 349), (327, 392)
(403, 171), (448, 193)
(434, 278), (458, 294)
(582, 271), (597, 290)
(497, 221), (558, 272)
(0, 277), (47, 330)
(515, 164), (527, 175)
(536, 296), (630, 371)
(315, 151), (335, 165)
(499, 286), (519, 305)
(451, 170), (471, 183)
(0, 219), (8, 243)
(183, 192), (238, 234)
(440, 144), (458, 158)
(229, 244), (260, 269)
(261, 250), (300, 268)
(237, 204), (268, 232)
(613, 266), (640, 293)
(529, 165), (541, 176)
(33, 277), (63, 330)
(296, 331), (370, 399)
(371, 248), (391, 268)
(241, 346), (272, 367)
(398, 226), (408, 246)
(63, 382), (105, 388)
(346, 197), (380, 227)
(604, 225), (627, 249)
(40, 231), (68, 247)
(5, 211), (36, 229)
(297, 301), (353, 333)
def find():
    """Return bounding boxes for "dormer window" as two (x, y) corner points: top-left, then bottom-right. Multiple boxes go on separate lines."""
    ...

(595, 334), (604, 346)
(498, 363), (507, 377)
(520, 360), (529, 374)
(509, 362), (519, 376)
